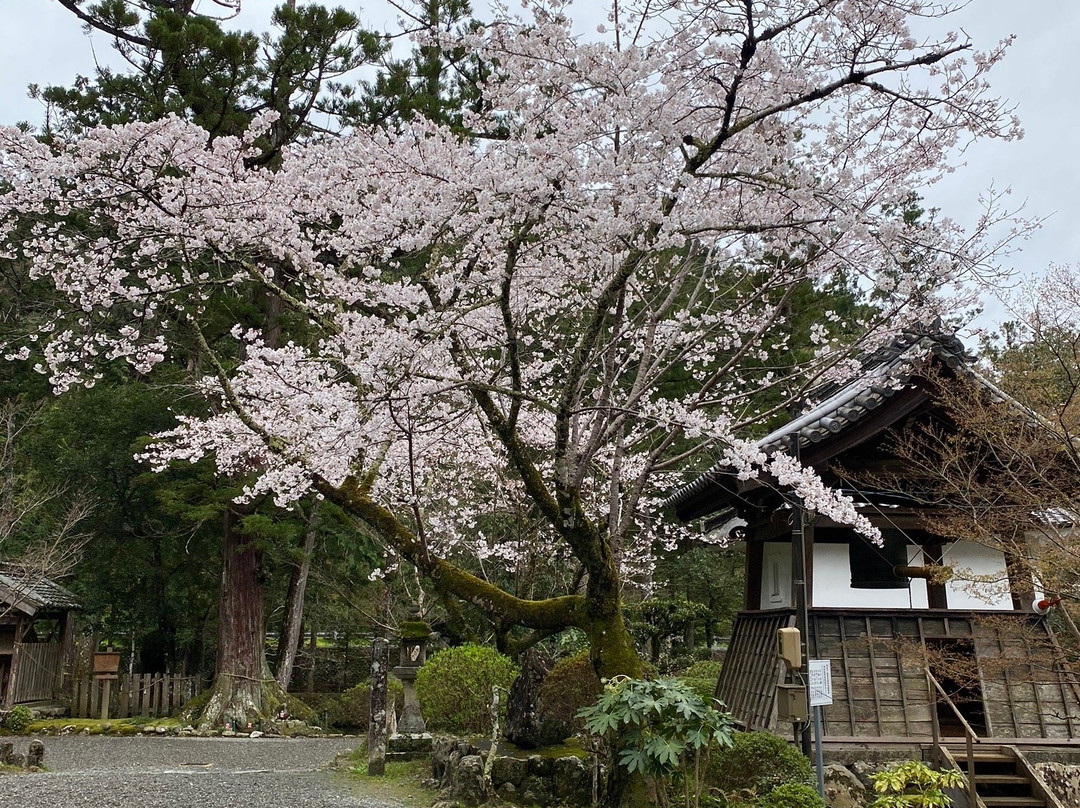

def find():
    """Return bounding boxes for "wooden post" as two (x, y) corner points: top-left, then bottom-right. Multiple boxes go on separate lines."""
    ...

(100, 677), (113, 720)
(5, 620), (27, 708)
(368, 638), (389, 776)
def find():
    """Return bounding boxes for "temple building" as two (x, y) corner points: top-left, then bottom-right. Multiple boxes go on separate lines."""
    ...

(667, 329), (1080, 742)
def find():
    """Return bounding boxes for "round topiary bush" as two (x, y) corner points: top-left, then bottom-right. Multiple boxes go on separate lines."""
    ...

(415, 644), (518, 735)
(756, 783), (824, 808)
(537, 649), (602, 734)
(706, 730), (815, 799)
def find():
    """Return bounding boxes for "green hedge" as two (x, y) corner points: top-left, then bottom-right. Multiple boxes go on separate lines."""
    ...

(300, 679), (403, 729)
(706, 731), (815, 801)
(415, 644), (517, 734)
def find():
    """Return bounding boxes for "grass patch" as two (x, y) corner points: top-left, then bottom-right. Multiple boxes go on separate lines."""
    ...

(340, 746), (438, 804)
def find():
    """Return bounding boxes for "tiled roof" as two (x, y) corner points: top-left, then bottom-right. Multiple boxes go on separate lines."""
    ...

(665, 327), (974, 514)
(0, 564), (81, 613)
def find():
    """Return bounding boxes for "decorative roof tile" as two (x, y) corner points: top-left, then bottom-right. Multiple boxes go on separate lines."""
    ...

(665, 327), (973, 515)
(0, 564), (81, 614)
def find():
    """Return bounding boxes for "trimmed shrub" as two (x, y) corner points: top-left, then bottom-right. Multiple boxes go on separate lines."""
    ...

(415, 644), (518, 734)
(756, 783), (824, 808)
(4, 705), (33, 733)
(537, 650), (602, 733)
(706, 731), (814, 798)
(677, 659), (724, 704)
(301, 680), (404, 729)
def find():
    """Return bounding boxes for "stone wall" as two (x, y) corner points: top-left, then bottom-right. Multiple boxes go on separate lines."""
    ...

(1033, 763), (1080, 806)
(430, 737), (595, 807)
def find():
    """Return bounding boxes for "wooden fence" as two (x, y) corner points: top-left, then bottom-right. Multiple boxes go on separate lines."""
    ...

(71, 673), (198, 719)
(13, 643), (62, 703)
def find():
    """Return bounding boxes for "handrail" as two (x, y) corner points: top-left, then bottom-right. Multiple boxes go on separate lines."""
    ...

(926, 669), (981, 808)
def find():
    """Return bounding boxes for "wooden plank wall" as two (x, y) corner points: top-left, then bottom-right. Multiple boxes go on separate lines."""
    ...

(716, 611), (793, 730)
(810, 613), (934, 737)
(70, 674), (197, 719)
(12, 643), (61, 703)
(973, 619), (1080, 739)
(806, 609), (1080, 741)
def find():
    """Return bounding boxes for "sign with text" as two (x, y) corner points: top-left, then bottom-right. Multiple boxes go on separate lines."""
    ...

(808, 659), (833, 707)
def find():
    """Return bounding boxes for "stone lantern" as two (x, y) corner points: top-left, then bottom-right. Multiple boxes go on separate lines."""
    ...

(388, 613), (434, 759)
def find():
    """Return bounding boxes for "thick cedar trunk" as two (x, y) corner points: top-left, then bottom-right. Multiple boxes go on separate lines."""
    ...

(274, 502), (319, 690)
(197, 507), (286, 729)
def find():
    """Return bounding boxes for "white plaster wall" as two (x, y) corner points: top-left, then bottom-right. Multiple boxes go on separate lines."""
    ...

(811, 543), (929, 608)
(760, 542), (792, 609)
(942, 540), (1014, 610)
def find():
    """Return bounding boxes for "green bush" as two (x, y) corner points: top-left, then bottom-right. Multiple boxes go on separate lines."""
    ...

(706, 731), (814, 798)
(579, 676), (734, 808)
(680, 660), (724, 680)
(756, 783), (824, 808)
(301, 680), (404, 729)
(677, 659), (724, 704)
(415, 644), (517, 734)
(4, 705), (33, 733)
(538, 650), (602, 733)
(869, 761), (964, 808)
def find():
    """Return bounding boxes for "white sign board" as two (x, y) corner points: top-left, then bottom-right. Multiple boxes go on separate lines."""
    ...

(808, 659), (833, 707)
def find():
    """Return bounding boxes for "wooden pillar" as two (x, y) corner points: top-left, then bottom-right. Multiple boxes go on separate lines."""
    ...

(4, 619), (27, 708)
(58, 612), (76, 698)
(924, 543), (948, 609)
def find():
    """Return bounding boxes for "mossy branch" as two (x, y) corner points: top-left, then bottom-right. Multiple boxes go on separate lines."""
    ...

(316, 477), (587, 631)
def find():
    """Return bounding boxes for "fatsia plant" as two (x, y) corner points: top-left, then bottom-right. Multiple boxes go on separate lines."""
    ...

(1, 0), (1022, 708)
(579, 676), (734, 808)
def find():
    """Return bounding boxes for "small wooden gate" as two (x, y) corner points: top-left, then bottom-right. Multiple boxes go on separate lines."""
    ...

(70, 673), (197, 719)
(13, 643), (62, 703)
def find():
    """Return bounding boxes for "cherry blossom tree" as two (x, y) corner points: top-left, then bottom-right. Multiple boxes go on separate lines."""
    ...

(2, 0), (1022, 709)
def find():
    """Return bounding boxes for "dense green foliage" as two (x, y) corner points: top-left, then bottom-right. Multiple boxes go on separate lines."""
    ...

(869, 761), (963, 808)
(706, 731), (815, 801)
(754, 783), (824, 808)
(415, 644), (518, 734)
(4, 706), (34, 733)
(580, 677), (734, 808)
(537, 650), (602, 733)
(302, 679), (404, 729)
(676, 660), (724, 704)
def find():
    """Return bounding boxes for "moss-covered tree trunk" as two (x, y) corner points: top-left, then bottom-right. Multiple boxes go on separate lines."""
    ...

(196, 507), (287, 730)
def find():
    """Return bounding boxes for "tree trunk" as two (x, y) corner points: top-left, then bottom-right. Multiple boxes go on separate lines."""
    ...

(274, 502), (320, 690)
(581, 556), (647, 808)
(196, 507), (287, 730)
(306, 623), (317, 693)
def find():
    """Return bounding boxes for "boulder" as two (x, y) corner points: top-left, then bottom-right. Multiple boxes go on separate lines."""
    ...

(0, 742), (13, 765)
(527, 754), (554, 777)
(850, 760), (886, 790)
(446, 753), (487, 805)
(552, 755), (592, 804)
(824, 764), (866, 808)
(491, 754), (529, 788)
(1034, 762), (1080, 806)
(504, 650), (561, 748)
(26, 740), (45, 768)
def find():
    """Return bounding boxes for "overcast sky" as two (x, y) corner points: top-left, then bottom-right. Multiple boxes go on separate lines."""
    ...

(2, 1), (1077, 334)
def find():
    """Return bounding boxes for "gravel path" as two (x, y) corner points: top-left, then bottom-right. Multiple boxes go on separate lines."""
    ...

(0, 735), (414, 808)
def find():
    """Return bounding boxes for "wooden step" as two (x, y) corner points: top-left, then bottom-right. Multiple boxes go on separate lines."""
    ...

(979, 797), (1044, 807)
(973, 773), (1030, 786)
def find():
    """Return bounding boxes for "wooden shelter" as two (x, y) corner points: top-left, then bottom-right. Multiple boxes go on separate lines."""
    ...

(0, 564), (80, 707)
(667, 328), (1080, 742)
